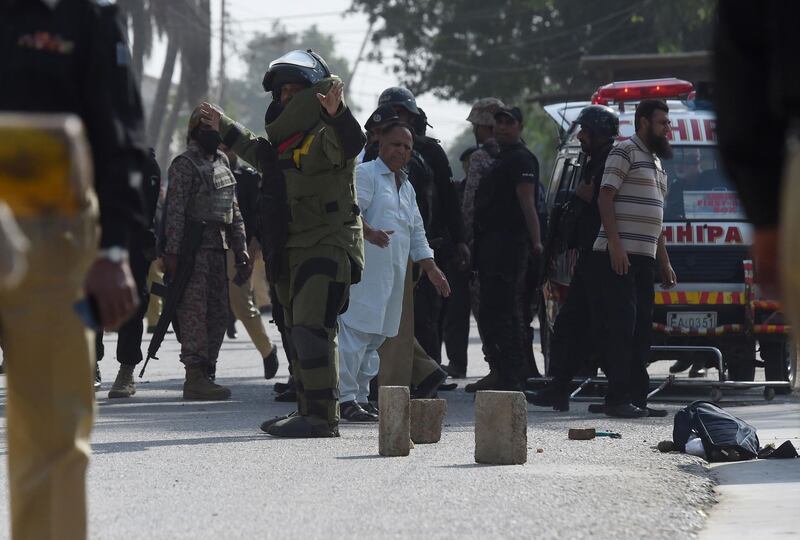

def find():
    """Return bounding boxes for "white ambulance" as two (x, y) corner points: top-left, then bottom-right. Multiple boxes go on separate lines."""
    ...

(542, 78), (796, 391)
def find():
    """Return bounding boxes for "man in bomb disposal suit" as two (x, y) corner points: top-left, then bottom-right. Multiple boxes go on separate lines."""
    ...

(201, 49), (366, 438)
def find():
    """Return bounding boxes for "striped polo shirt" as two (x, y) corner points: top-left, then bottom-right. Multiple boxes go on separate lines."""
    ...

(593, 134), (668, 258)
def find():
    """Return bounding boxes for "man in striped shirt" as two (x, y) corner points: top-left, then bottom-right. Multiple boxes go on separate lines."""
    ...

(594, 99), (677, 418)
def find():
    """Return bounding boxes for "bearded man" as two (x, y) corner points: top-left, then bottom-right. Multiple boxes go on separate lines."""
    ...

(592, 98), (677, 419)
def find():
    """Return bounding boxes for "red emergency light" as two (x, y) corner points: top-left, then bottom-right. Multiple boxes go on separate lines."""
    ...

(591, 78), (694, 105)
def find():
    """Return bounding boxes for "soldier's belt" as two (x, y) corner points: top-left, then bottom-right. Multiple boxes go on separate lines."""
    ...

(0, 113), (92, 217)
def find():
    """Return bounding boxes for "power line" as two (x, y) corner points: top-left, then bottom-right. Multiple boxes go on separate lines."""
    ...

(226, 10), (347, 24)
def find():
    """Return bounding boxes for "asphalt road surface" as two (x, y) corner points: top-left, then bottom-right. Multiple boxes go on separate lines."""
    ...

(1, 315), (797, 539)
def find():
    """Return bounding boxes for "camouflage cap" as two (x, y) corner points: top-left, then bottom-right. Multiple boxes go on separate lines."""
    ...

(466, 97), (505, 126)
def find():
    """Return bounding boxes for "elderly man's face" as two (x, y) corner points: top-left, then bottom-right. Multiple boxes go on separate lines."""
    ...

(379, 126), (413, 172)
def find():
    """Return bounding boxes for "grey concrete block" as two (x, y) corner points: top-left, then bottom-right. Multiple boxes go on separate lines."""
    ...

(410, 399), (447, 444)
(474, 391), (527, 465)
(379, 386), (411, 456)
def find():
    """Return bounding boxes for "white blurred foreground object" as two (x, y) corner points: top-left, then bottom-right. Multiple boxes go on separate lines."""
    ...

(0, 200), (29, 288)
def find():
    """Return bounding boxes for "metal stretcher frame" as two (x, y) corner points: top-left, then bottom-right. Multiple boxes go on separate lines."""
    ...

(529, 345), (791, 403)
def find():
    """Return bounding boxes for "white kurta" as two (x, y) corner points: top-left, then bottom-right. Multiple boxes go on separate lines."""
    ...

(340, 157), (434, 337)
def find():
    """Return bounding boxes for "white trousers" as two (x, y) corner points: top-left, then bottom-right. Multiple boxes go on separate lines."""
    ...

(337, 318), (386, 404)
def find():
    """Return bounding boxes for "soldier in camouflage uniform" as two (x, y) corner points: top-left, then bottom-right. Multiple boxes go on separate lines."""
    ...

(200, 49), (366, 437)
(164, 107), (249, 400)
(459, 98), (504, 387)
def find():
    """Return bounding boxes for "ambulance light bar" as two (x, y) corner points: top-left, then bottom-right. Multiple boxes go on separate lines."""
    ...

(591, 78), (694, 105)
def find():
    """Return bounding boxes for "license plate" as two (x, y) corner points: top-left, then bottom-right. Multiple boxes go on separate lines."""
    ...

(667, 311), (717, 330)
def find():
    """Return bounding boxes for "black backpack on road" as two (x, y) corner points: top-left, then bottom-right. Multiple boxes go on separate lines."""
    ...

(673, 401), (760, 462)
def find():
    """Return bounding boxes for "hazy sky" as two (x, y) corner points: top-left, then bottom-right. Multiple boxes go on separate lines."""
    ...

(144, 0), (472, 145)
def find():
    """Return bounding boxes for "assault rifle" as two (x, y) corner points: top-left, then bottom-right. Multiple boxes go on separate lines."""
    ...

(538, 153), (586, 287)
(139, 220), (204, 377)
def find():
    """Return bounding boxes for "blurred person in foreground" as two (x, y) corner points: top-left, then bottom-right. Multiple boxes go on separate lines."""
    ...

(714, 1), (800, 363)
(0, 0), (146, 537)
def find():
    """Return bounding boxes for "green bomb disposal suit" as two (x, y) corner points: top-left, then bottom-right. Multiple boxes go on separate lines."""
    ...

(219, 77), (366, 431)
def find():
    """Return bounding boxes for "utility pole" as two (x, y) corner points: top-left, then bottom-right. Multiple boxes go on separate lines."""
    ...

(217, 0), (226, 104)
(348, 20), (373, 91)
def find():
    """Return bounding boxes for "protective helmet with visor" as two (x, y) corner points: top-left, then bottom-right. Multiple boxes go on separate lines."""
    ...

(262, 49), (332, 101)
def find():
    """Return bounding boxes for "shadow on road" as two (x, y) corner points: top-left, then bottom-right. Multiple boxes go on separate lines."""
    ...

(91, 434), (265, 454)
(710, 457), (800, 486)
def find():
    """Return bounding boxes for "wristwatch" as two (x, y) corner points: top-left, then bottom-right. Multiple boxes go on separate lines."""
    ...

(97, 246), (129, 263)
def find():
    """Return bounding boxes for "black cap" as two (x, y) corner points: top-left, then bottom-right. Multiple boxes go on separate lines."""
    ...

(494, 106), (523, 124)
(364, 105), (400, 131)
(378, 87), (420, 115)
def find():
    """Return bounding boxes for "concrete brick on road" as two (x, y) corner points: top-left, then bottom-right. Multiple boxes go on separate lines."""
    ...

(474, 390), (528, 465)
(410, 399), (447, 444)
(379, 386), (410, 456)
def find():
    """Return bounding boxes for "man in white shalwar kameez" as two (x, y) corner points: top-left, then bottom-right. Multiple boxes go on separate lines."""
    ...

(338, 123), (450, 422)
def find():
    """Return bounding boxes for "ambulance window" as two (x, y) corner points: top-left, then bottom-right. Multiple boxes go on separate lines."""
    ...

(663, 146), (745, 221)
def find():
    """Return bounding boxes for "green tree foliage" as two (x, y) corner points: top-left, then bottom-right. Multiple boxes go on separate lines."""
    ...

(223, 24), (354, 132)
(446, 127), (477, 178)
(447, 105), (559, 188)
(350, 0), (715, 102)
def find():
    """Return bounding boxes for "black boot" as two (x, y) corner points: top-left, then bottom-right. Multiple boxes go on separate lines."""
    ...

(604, 403), (648, 418)
(263, 348), (279, 379)
(464, 371), (498, 393)
(443, 363), (466, 379)
(226, 315), (238, 339)
(275, 377), (297, 402)
(274, 377), (292, 394)
(266, 415), (339, 438)
(260, 411), (297, 432)
(525, 384), (569, 411)
(411, 367), (448, 399)
(669, 358), (692, 374)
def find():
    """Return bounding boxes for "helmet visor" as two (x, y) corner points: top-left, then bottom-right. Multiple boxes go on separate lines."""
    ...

(269, 50), (317, 70)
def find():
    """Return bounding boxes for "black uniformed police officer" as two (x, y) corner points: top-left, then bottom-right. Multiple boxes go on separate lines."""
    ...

(526, 105), (618, 410)
(220, 144), (281, 381)
(103, 148), (162, 398)
(473, 106), (543, 391)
